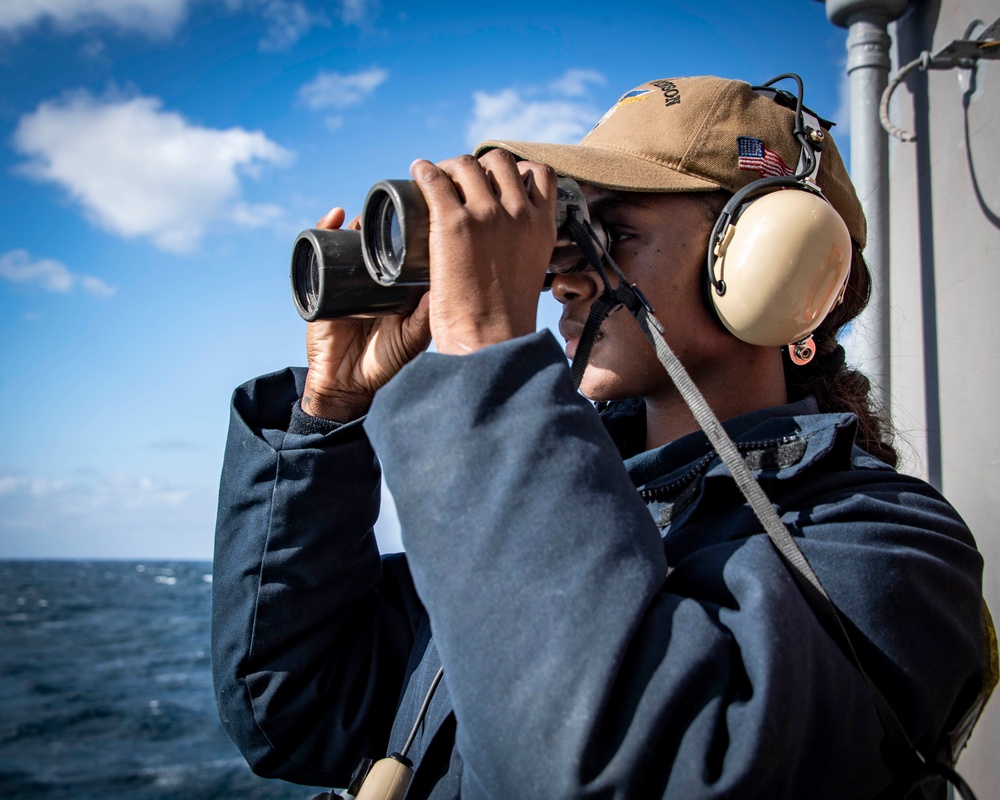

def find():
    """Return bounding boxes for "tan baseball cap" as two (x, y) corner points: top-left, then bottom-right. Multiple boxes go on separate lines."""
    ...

(475, 76), (866, 249)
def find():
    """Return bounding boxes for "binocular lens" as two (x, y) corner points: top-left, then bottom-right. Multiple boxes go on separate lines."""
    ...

(390, 208), (404, 266)
(366, 192), (406, 285)
(292, 238), (321, 314)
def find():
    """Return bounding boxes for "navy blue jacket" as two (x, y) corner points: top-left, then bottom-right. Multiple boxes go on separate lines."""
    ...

(212, 331), (985, 799)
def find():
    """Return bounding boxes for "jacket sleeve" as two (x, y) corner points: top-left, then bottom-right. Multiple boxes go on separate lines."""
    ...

(364, 331), (983, 799)
(211, 366), (425, 788)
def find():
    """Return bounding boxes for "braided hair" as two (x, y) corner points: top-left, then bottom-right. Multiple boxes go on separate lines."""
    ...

(782, 241), (896, 467)
(698, 192), (897, 467)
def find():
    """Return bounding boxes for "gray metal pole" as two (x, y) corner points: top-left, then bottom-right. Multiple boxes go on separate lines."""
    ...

(827, 0), (908, 416)
(847, 16), (892, 414)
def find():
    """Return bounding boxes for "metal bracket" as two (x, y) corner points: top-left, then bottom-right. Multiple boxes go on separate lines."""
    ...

(880, 17), (1000, 141)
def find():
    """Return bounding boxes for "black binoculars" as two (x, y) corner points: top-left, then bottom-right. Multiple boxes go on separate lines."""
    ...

(290, 177), (604, 320)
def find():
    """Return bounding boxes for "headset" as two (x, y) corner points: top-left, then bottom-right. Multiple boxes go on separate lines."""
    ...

(704, 74), (853, 366)
(556, 73), (854, 384)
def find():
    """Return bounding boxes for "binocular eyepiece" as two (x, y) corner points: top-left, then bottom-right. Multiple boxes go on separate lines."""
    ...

(291, 176), (604, 321)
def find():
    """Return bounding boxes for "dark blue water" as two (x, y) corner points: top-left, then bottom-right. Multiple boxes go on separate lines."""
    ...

(0, 560), (323, 799)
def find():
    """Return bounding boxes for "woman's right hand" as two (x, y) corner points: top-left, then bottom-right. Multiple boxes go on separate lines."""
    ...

(302, 207), (432, 423)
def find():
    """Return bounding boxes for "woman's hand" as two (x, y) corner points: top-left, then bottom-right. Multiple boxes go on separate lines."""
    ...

(302, 207), (432, 422)
(410, 150), (557, 355)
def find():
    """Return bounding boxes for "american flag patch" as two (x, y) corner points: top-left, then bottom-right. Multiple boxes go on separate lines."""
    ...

(737, 137), (792, 178)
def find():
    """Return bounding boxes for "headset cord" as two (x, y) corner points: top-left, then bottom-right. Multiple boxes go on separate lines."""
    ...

(400, 665), (444, 761)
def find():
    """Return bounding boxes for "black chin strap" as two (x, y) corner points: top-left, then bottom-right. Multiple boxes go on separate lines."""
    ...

(558, 210), (981, 800)
(565, 214), (653, 388)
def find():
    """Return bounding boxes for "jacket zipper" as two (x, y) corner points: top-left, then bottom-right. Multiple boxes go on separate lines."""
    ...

(639, 435), (801, 501)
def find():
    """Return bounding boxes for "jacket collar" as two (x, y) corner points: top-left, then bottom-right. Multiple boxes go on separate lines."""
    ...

(604, 396), (885, 493)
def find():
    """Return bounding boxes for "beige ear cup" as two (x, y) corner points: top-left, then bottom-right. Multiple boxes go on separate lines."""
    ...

(711, 189), (852, 347)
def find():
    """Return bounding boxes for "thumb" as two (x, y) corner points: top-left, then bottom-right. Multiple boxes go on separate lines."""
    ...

(402, 291), (433, 354)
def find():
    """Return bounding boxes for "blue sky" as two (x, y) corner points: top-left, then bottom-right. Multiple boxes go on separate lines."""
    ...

(0, 0), (851, 560)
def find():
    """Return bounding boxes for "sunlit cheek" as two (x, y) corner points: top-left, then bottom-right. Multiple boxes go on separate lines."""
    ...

(577, 367), (614, 402)
(578, 318), (665, 401)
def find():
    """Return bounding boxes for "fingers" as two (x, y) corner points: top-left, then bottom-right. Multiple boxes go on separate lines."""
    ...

(318, 152), (555, 235)
(315, 207), (361, 234)
(410, 158), (465, 213)
(410, 151), (556, 218)
(316, 207), (346, 230)
(516, 160), (557, 212)
(412, 155), (504, 215)
(482, 150), (556, 218)
(403, 291), (433, 347)
(477, 149), (528, 206)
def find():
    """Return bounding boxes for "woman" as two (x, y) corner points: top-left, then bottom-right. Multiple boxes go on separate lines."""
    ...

(212, 76), (991, 799)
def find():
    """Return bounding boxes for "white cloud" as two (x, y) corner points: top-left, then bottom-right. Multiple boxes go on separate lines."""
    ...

(0, 249), (116, 297)
(80, 274), (116, 296)
(0, 0), (192, 37)
(13, 90), (293, 253)
(229, 199), (286, 228)
(79, 38), (107, 58)
(550, 69), (606, 97)
(466, 70), (607, 148)
(256, 0), (326, 51)
(0, 467), (218, 559)
(340, 0), (373, 25)
(0, 0), (326, 52)
(0, 466), (398, 559)
(298, 66), (389, 111)
(0, 470), (191, 513)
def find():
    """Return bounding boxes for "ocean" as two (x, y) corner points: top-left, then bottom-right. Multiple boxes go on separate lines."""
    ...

(0, 560), (325, 799)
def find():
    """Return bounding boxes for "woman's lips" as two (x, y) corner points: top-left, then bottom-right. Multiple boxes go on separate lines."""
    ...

(565, 335), (580, 360)
(559, 319), (582, 359)
(559, 318), (602, 360)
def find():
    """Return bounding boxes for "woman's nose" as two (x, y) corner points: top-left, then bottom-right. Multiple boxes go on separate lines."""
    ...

(550, 270), (601, 305)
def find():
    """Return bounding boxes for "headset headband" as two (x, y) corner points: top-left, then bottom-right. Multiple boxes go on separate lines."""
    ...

(708, 74), (828, 298)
